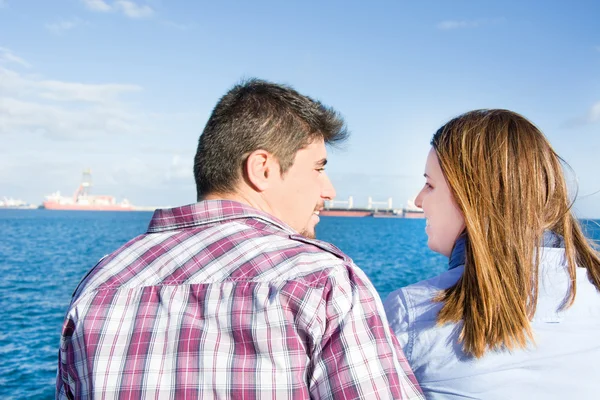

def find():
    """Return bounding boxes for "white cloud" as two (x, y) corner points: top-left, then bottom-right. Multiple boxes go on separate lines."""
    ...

(0, 65), (141, 104)
(0, 47), (31, 68)
(81, 0), (154, 19)
(115, 0), (153, 19)
(0, 95), (145, 140)
(81, 0), (111, 12)
(437, 18), (505, 30)
(0, 50), (154, 140)
(0, 49), (198, 206)
(166, 154), (193, 182)
(562, 101), (600, 128)
(588, 102), (600, 123)
(45, 18), (86, 34)
(37, 80), (141, 103)
(0, 0), (7, 9)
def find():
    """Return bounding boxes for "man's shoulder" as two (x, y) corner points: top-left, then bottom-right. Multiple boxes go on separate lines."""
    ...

(284, 233), (350, 262)
(146, 201), (351, 265)
(73, 216), (355, 297)
(239, 225), (357, 284)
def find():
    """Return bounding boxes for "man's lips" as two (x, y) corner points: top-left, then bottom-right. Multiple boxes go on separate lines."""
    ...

(314, 203), (325, 215)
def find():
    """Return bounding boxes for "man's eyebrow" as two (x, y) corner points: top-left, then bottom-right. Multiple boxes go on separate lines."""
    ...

(316, 158), (328, 167)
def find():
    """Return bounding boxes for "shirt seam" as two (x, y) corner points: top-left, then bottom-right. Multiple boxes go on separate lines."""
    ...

(400, 288), (415, 361)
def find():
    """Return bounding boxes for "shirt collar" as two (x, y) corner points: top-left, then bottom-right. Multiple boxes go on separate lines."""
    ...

(542, 230), (565, 248)
(448, 233), (467, 270)
(147, 200), (296, 234)
(448, 230), (565, 270)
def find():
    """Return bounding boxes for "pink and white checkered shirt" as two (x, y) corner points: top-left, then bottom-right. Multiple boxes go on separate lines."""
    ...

(57, 200), (423, 399)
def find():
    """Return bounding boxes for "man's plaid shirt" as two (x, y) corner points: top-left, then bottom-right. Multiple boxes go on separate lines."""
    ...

(57, 200), (423, 399)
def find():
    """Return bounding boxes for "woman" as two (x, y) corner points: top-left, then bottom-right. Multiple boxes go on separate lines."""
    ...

(384, 109), (600, 399)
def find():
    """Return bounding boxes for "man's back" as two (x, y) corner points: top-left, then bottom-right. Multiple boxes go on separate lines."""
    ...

(57, 200), (422, 399)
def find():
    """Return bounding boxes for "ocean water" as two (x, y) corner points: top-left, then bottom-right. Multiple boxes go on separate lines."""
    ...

(0, 209), (598, 399)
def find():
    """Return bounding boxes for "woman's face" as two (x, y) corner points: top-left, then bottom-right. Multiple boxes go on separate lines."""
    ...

(415, 148), (466, 257)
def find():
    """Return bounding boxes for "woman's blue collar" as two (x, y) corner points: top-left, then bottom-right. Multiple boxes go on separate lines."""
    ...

(448, 231), (564, 270)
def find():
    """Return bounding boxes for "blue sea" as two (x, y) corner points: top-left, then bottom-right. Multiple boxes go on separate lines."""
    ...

(1, 209), (599, 399)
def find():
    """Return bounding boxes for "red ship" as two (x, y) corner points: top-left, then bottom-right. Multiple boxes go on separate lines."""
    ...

(320, 196), (424, 218)
(320, 208), (372, 217)
(401, 198), (425, 218)
(42, 170), (134, 211)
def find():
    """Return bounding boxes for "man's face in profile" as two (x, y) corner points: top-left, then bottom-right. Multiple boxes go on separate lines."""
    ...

(269, 139), (335, 239)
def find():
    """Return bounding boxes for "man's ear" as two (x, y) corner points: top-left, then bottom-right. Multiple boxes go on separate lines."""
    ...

(244, 149), (280, 192)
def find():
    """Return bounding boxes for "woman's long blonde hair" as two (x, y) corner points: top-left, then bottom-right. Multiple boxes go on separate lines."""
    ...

(433, 109), (600, 358)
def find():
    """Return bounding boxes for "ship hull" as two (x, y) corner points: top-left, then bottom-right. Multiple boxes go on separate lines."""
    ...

(42, 201), (134, 211)
(403, 211), (425, 219)
(320, 209), (425, 218)
(372, 212), (403, 218)
(320, 209), (372, 217)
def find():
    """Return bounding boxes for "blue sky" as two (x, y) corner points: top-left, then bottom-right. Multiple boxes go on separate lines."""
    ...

(1, 0), (599, 216)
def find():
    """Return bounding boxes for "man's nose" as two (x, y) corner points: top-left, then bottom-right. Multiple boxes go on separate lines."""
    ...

(321, 174), (336, 201)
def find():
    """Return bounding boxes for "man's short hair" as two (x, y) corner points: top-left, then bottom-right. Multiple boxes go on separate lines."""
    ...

(193, 78), (348, 199)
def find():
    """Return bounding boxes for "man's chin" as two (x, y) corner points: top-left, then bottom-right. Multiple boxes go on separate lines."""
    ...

(299, 229), (316, 239)
(299, 213), (321, 239)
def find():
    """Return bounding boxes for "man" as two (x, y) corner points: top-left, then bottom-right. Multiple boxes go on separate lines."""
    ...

(56, 79), (423, 399)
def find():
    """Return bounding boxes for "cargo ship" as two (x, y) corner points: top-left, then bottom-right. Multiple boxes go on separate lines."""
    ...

(320, 196), (424, 218)
(0, 197), (37, 209)
(320, 208), (373, 217)
(320, 196), (372, 217)
(402, 198), (425, 218)
(41, 170), (134, 211)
